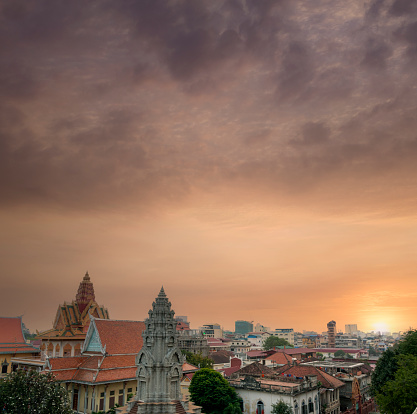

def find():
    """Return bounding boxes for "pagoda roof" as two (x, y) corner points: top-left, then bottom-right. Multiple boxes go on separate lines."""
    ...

(0, 317), (40, 355)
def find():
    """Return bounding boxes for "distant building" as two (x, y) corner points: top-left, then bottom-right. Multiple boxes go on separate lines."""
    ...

(201, 323), (223, 338)
(345, 324), (358, 334)
(230, 362), (320, 414)
(235, 320), (253, 335)
(36, 272), (109, 358)
(254, 323), (270, 332)
(272, 328), (295, 345)
(327, 321), (337, 348)
(177, 331), (209, 357)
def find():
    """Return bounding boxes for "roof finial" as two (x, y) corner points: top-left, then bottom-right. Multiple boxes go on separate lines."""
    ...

(158, 286), (166, 297)
(84, 271), (90, 281)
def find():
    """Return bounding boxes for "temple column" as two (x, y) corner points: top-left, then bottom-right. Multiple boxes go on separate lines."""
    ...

(71, 344), (75, 357)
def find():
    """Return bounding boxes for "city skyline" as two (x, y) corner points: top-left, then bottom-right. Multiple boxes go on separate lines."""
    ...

(1, 1), (416, 335)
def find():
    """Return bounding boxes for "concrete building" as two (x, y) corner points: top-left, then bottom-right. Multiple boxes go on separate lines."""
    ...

(327, 321), (337, 348)
(229, 364), (320, 414)
(200, 323), (223, 338)
(272, 328), (295, 345)
(345, 324), (358, 334)
(235, 320), (253, 335)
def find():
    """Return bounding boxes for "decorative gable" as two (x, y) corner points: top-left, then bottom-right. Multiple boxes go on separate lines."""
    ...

(83, 320), (103, 354)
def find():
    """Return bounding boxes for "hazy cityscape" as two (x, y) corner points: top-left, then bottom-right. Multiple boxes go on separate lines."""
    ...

(1, 0), (417, 413)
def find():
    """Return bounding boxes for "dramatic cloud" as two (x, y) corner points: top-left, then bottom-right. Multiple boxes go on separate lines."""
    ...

(1, 0), (417, 333)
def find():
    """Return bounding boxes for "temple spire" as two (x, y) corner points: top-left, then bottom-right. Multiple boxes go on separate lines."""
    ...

(76, 272), (95, 313)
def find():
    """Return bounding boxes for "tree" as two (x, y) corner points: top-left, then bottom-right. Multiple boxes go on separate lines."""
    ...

(182, 350), (213, 368)
(376, 354), (417, 414)
(371, 330), (417, 396)
(263, 336), (293, 350)
(271, 400), (293, 414)
(334, 350), (346, 358)
(0, 370), (72, 414)
(371, 347), (399, 396)
(316, 352), (325, 361)
(368, 346), (379, 356)
(396, 329), (417, 355)
(189, 368), (241, 414)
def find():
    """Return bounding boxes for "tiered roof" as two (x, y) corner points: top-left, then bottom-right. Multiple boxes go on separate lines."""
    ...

(36, 272), (109, 341)
(0, 317), (40, 355)
(45, 318), (145, 384)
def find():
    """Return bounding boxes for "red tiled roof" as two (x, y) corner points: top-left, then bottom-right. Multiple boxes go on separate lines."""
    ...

(209, 350), (235, 364)
(182, 362), (198, 372)
(278, 365), (345, 389)
(51, 369), (78, 381)
(95, 367), (136, 382)
(247, 350), (269, 358)
(265, 352), (293, 365)
(236, 361), (275, 376)
(100, 355), (136, 368)
(94, 319), (145, 354)
(0, 317), (25, 344)
(48, 356), (87, 370)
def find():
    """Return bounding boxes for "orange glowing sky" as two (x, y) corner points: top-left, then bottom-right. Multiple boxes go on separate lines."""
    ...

(1, 0), (416, 335)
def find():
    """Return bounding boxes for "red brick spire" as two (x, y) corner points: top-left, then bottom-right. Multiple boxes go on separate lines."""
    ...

(76, 271), (95, 313)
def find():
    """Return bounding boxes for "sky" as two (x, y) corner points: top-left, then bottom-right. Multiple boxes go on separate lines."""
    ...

(1, 0), (417, 335)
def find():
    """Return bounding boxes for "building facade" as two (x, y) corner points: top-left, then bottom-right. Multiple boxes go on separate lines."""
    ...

(235, 321), (254, 336)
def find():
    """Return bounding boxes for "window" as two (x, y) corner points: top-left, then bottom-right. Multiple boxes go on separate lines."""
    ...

(2, 364), (8, 374)
(256, 401), (264, 414)
(308, 397), (314, 413)
(295, 403), (299, 414)
(302, 400), (307, 414)
(127, 388), (133, 393)
(315, 396), (318, 411)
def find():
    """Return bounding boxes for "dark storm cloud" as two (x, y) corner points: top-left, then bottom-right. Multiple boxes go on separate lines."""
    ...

(1, 0), (417, 213)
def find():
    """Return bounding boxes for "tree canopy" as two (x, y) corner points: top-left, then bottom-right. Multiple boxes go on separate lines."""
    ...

(0, 370), (72, 414)
(271, 400), (293, 414)
(372, 330), (417, 413)
(189, 368), (241, 414)
(263, 336), (293, 350)
(375, 354), (417, 414)
(181, 350), (213, 368)
(334, 350), (346, 358)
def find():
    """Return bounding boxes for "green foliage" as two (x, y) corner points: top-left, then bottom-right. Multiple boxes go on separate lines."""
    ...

(0, 370), (72, 414)
(263, 336), (293, 350)
(316, 352), (325, 361)
(371, 347), (399, 396)
(368, 346), (379, 356)
(376, 354), (417, 414)
(271, 399), (294, 414)
(396, 329), (417, 355)
(182, 350), (213, 368)
(372, 330), (417, 412)
(189, 368), (241, 414)
(334, 350), (346, 358)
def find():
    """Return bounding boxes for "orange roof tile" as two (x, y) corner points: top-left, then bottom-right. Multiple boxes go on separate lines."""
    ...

(100, 355), (136, 369)
(94, 319), (145, 354)
(95, 367), (137, 382)
(266, 352), (293, 365)
(278, 365), (345, 389)
(0, 317), (25, 344)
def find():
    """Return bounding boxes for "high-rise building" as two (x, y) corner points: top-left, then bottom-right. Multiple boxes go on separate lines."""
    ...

(345, 324), (358, 334)
(235, 320), (254, 335)
(327, 320), (337, 348)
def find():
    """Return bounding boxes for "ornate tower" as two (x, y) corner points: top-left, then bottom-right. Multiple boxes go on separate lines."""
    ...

(75, 271), (95, 313)
(135, 287), (184, 412)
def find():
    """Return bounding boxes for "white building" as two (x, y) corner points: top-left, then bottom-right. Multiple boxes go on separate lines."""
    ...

(230, 375), (320, 414)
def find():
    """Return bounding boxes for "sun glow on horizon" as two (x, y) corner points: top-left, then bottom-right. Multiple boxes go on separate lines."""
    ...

(373, 321), (390, 334)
